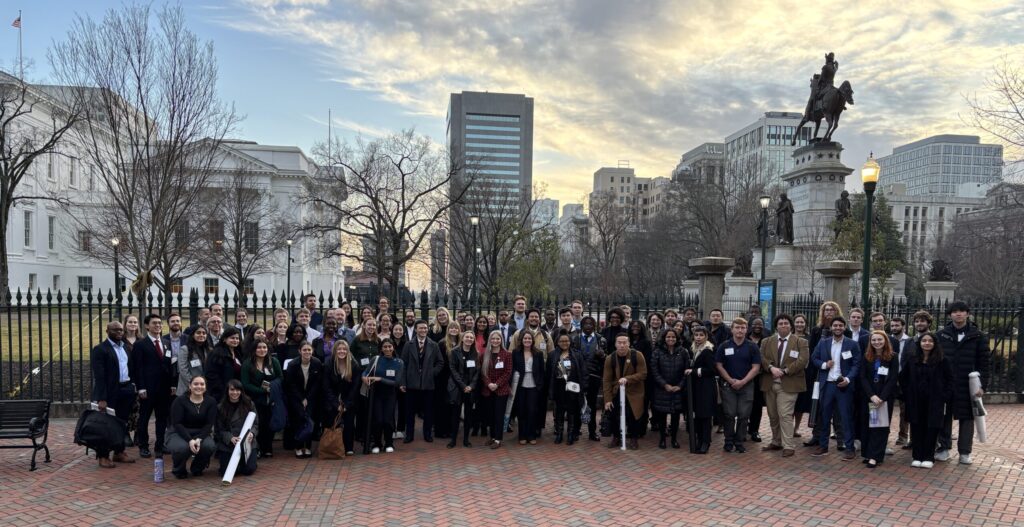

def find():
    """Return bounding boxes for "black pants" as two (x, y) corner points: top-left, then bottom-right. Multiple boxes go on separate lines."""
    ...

(516, 387), (541, 441)
(405, 388), (435, 441)
(654, 410), (681, 439)
(939, 409), (975, 455)
(911, 423), (940, 462)
(433, 374), (451, 438)
(98, 385), (136, 458)
(355, 394), (369, 442)
(611, 401), (643, 439)
(254, 403), (274, 454)
(482, 395), (508, 442)
(553, 389), (582, 438)
(371, 387), (398, 448)
(747, 386), (764, 439)
(217, 449), (257, 476)
(136, 395), (170, 453)
(449, 393), (473, 442)
(694, 417), (712, 447)
(584, 377), (600, 436)
(165, 433), (215, 475)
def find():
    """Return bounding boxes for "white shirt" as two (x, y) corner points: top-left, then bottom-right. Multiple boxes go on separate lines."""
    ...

(513, 314), (526, 331)
(897, 333), (910, 363)
(826, 338), (843, 381)
(110, 339), (130, 383)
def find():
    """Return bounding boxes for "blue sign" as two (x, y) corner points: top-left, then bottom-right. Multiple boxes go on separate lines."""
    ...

(758, 280), (777, 327)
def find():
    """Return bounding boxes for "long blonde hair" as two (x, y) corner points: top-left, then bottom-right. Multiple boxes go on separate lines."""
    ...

(817, 301), (843, 329)
(431, 307), (451, 336)
(331, 340), (353, 381)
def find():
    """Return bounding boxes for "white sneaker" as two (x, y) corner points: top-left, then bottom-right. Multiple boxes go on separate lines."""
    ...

(959, 454), (972, 465)
(885, 447), (894, 456)
(911, 460), (922, 468)
(385, 446), (394, 453)
(934, 449), (951, 462)
(854, 439), (861, 451)
(921, 461), (934, 469)
(371, 447), (380, 454)
(345, 451), (355, 456)
(393, 431), (405, 439)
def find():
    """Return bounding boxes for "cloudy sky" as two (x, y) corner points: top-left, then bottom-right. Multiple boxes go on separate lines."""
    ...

(14, 0), (1024, 208)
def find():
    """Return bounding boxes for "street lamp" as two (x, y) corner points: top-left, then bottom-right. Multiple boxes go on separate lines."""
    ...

(759, 195), (771, 280)
(860, 153), (880, 308)
(111, 237), (121, 317)
(286, 239), (293, 309)
(470, 216), (479, 314)
(569, 263), (575, 299)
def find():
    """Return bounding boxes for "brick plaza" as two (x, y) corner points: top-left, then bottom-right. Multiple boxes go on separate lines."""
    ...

(2, 406), (1023, 527)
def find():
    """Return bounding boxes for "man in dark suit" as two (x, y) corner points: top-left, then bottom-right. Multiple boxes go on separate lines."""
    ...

(91, 321), (137, 468)
(890, 316), (916, 448)
(810, 316), (861, 460)
(496, 310), (515, 349)
(400, 320), (444, 443)
(132, 313), (175, 458)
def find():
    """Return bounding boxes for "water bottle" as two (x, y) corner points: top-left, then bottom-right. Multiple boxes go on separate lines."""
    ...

(154, 457), (164, 483)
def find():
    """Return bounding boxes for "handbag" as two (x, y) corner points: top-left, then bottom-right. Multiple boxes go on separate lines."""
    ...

(318, 412), (345, 460)
(580, 400), (591, 425)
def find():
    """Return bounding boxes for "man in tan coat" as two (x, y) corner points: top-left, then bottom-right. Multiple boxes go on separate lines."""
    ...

(603, 334), (647, 450)
(759, 313), (809, 457)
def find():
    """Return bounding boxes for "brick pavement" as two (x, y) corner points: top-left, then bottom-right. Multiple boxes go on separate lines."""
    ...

(1, 405), (1022, 527)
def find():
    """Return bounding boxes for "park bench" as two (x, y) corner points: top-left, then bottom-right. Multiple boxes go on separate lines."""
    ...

(0, 399), (51, 470)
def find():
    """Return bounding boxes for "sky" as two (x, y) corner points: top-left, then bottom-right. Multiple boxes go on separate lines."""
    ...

(9, 0), (1024, 212)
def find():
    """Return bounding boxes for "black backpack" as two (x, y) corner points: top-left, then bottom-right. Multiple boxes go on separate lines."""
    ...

(74, 409), (130, 453)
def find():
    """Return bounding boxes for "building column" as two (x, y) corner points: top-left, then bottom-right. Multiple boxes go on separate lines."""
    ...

(688, 257), (735, 317)
(815, 260), (861, 317)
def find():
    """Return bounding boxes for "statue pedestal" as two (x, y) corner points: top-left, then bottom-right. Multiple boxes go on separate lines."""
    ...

(689, 257), (735, 316)
(925, 281), (957, 305)
(782, 142), (853, 247)
(725, 276), (758, 320)
(771, 245), (797, 267)
(815, 260), (861, 317)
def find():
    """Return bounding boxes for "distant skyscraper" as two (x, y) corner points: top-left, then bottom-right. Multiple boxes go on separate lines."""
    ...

(877, 135), (1003, 196)
(724, 111), (810, 185)
(429, 229), (447, 298)
(531, 198), (559, 231)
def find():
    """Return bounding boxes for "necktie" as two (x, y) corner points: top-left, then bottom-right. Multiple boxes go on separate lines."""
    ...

(154, 338), (163, 360)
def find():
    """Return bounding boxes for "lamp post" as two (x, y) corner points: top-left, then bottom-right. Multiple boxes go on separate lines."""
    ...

(348, 285), (357, 310)
(286, 239), (293, 309)
(569, 263), (575, 299)
(470, 216), (479, 314)
(759, 195), (771, 280)
(111, 237), (121, 318)
(860, 153), (880, 309)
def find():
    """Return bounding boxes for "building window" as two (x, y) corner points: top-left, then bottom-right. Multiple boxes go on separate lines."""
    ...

(243, 222), (259, 254)
(47, 154), (54, 180)
(88, 166), (96, 190)
(48, 216), (56, 250)
(23, 210), (32, 247)
(77, 276), (93, 292)
(52, 275), (61, 290)
(169, 277), (184, 294)
(209, 221), (224, 247)
(28, 273), (36, 291)
(243, 278), (255, 296)
(204, 277), (219, 295)
(78, 230), (92, 252)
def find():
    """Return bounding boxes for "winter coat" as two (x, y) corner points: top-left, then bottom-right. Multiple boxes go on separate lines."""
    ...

(603, 350), (647, 419)
(687, 342), (718, 419)
(447, 346), (480, 404)
(545, 348), (587, 401)
(572, 332), (607, 382)
(937, 322), (991, 420)
(649, 344), (690, 413)
(284, 357), (324, 427)
(901, 353), (953, 427)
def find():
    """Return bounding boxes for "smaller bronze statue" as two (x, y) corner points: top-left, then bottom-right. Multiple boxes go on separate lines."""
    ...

(834, 190), (851, 239)
(929, 259), (953, 281)
(775, 193), (794, 245)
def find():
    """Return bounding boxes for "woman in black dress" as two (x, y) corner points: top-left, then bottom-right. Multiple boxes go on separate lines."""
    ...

(686, 326), (718, 454)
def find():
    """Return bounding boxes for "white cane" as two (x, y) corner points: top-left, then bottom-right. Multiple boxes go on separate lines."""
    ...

(619, 384), (627, 451)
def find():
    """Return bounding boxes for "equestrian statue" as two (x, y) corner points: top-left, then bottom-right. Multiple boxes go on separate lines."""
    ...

(792, 52), (855, 145)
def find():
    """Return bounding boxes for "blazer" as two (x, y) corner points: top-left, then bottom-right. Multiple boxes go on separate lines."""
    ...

(859, 353), (899, 404)
(447, 346), (480, 404)
(480, 349), (513, 398)
(162, 333), (188, 387)
(759, 334), (810, 393)
(176, 345), (208, 395)
(130, 335), (175, 401)
(400, 338), (444, 391)
(512, 349), (546, 391)
(602, 350), (647, 420)
(496, 324), (516, 349)
(284, 357), (324, 424)
(91, 340), (131, 403)
(812, 336), (862, 387)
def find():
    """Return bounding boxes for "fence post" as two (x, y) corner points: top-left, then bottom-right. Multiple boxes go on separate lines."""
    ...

(1017, 300), (1024, 395)
(420, 290), (430, 322)
(188, 288), (199, 326)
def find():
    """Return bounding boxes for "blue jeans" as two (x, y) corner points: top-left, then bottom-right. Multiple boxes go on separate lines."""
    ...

(819, 381), (854, 450)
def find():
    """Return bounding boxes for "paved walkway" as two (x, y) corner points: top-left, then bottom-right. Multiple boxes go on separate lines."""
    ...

(2, 405), (1023, 527)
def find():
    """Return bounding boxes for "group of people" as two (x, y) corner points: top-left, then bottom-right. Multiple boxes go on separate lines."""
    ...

(90, 293), (991, 478)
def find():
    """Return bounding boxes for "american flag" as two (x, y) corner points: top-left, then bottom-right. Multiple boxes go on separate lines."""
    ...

(12, 16), (20, 28)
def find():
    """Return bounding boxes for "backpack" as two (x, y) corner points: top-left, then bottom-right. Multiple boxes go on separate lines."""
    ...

(74, 409), (129, 453)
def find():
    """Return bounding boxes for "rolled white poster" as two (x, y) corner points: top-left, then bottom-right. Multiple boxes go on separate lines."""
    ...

(503, 371), (521, 431)
(968, 372), (987, 443)
(619, 384), (626, 451)
(221, 411), (257, 486)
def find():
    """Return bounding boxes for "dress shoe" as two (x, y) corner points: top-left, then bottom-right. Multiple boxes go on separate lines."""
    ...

(98, 457), (116, 469)
(554, 432), (563, 445)
(734, 444), (747, 453)
(802, 439), (818, 447)
(489, 440), (502, 450)
(463, 440), (472, 448)
(761, 444), (783, 452)
(697, 442), (709, 454)
(811, 446), (829, 457)
(842, 450), (857, 461)
(589, 433), (601, 442)
(403, 437), (414, 444)
(658, 437), (667, 449)
(781, 449), (795, 457)
(566, 436), (576, 446)
(627, 438), (639, 450)
(112, 452), (135, 463)
(723, 443), (735, 453)
(671, 439), (681, 449)
(748, 433), (762, 443)
(446, 440), (456, 449)
(139, 447), (152, 458)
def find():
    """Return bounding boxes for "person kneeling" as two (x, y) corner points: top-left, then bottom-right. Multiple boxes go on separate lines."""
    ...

(216, 379), (258, 477)
(165, 376), (218, 479)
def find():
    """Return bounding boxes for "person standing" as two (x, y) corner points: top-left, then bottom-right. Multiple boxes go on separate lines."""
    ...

(759, 314), (808, 457)
(745, 317), (768, 443)
(446, 332), (479, 449)
(686, 326), (717, 454)
(496, 310), (516, 350)
(322, 340), (361, 456)
(512, 331), (545, 445)
(649, 329), (689, 449)
(573, 316), (606, 442)
(206, 316), (225, 347)
(205, 327), (243, 403)
(890, 316), (916, 448)
(401, 320), (444, 443)
(902, 332), (953, 468)
(859, 330), (899, 468)
(935, 301), (990, 465)
(714, 318), (761, 454)
(603, 334), (647, 450)
(512, 296), (528, 331)
(164, 313), (188, 391)
(284, 342), (323, 458)
(240, 340), (283, 457)
(165, 376), (217, 479)
(90, 321), (137, 468)
(132, 313), (175, 459)
(804, 301), (845, 448)
(547, 333), (586, 445)
(480, 330), (513, 449)
(704, 309), (730, 348)
(811, 316), (860, 460)
(363, 338), (404, 454)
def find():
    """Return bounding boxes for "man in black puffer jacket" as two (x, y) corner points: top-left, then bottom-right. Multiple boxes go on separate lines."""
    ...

(935, 301), (990, 465)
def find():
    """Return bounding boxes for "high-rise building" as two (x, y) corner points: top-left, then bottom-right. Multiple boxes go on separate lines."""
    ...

(429, 229), (447, 298)
(724, 111), (812, 185)
(531, 198), (559, 231)
(447, 91), (534, 216)
(672, 142), (725, 185)
(589, 164), (669, 229)
(877, 135), (1003, 196)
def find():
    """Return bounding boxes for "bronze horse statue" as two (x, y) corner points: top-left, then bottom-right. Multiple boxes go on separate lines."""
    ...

(791, 80), (854, 145)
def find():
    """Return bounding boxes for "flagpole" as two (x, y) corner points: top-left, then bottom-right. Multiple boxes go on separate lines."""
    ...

(17, 10), (23, 81)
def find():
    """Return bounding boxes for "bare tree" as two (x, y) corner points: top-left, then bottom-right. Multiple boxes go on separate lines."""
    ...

(964, 58), (1024, 179)
(793, 220), (835, 296)
(198, 168), (286, 298)
(50, 4), (238, 309)
(300, 129), (468, 305)
(0, 72), (84, 297)
(579, 190), (629, 295)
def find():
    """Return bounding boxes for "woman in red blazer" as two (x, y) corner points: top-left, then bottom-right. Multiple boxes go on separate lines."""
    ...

(479, 330), (512, 449)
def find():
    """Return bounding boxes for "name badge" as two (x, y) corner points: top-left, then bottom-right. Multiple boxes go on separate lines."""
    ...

(360, 358), (370, 366)
(190, 359), (201, 368)
(841, 351), (852, 360)
(877, 366), (889, 376)
(563, 360), (572, 368)
(724, 348), (735, 356)
(538, 341), (547, 351)
(466, 360), (476, 368)
(495, 361), (505, 369)
(385, 369), (395, 377)
(957, 333), (965, 342)
(164, 349), (172, 358)
(789, 350), (800, 359)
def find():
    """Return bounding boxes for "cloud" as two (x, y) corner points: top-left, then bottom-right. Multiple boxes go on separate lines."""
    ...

(222, 0), (1024, 205)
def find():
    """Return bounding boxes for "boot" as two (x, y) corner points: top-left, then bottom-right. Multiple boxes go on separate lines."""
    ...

(671, 429), (681, 449)
(658, 429), (667, 449)
(554, 430), (563, 444)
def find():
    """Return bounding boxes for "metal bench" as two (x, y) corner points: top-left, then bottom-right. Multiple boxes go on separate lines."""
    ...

(0, 399), (51, 471)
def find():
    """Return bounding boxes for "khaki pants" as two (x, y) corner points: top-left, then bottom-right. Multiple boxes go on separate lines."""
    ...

(765, 382), (798, 450)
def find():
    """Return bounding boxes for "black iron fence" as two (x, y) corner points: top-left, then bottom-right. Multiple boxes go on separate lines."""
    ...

(1, 287), (1020, 402)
